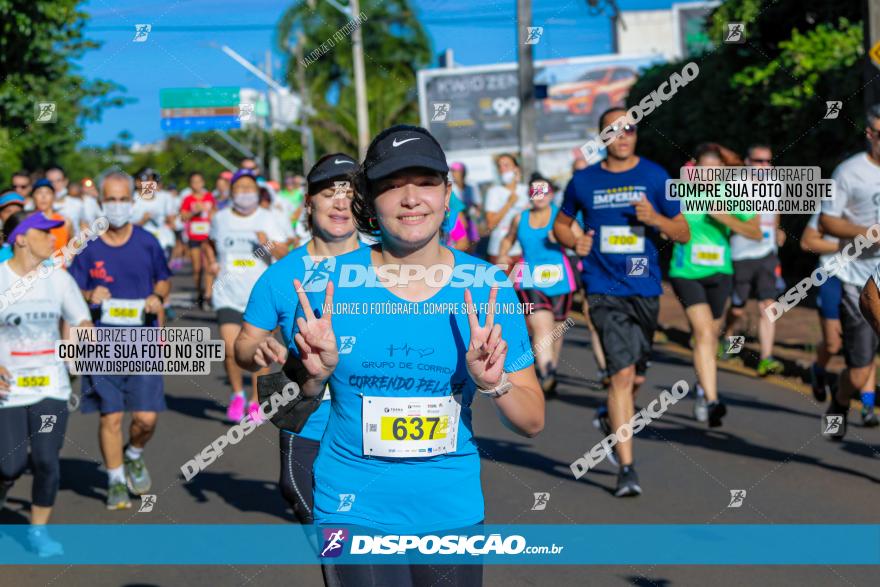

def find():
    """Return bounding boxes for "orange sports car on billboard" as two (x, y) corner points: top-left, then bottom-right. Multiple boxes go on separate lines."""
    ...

(543, 66), (638, 115)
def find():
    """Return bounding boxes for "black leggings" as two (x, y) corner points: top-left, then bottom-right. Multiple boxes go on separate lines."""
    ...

(0, 398), (69, 507)
(334, 562), (483, 587)
(278, 432), (343, 587)
(278, 431), (319, 524)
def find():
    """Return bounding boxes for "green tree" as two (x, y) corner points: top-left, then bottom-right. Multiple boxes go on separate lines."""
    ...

(276, 0), (432, 155)
(0, 0), (128, 183)
(627, 0), (863, 174)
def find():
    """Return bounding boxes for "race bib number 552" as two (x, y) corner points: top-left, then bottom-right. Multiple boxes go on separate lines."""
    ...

(362, 396), (461, 458)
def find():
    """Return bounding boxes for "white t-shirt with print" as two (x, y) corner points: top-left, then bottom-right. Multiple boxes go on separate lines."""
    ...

(132, 190), (176, 251)
(821, 152), (880, 287)
(483, 183), (529, 256)
(209, 208), (286, 312)
(0, 261), (91, 408)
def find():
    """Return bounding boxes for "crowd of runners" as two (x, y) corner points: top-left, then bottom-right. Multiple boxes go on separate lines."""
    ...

(1, 106), (879, 582)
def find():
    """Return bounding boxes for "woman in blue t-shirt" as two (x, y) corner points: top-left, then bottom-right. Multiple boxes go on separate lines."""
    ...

(497, 173), (578, 395)
(289, 125), (544, 587)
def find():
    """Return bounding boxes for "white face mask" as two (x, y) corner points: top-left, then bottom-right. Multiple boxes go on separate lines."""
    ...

(233, 191), (260, 213)
(500, 170), (517, 184)
(103, 202), (132, 228)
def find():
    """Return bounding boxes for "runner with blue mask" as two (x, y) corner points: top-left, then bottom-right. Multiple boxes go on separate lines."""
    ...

(497, 172), (578, 396)
(553, 107), (690, 497)
(236, 153), (361, 529)
(288, 125), (544, 587)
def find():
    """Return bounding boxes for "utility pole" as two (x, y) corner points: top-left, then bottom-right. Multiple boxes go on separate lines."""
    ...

(295, 31), (316, 171)
(350, 0), (370, 158)
(864, 0), (880, 111)
(517, 0), (537, 177)
(266, 49), (281, 183)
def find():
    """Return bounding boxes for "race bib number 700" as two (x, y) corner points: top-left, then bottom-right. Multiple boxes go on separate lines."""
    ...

(600, 226), (645, 254)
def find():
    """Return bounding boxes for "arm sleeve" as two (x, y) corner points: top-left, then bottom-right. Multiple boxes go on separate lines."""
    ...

(58, 271), (91, 324)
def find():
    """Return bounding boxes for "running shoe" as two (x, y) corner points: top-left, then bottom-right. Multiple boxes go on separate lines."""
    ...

(106, 482), (132, 510)
(592, 406), (618, 467)
(823, 397), (848, 441)
(708, 401), (727, 428)
(27, 526), (64, 558)
(227, 394), (246, 422)
(693, 382), (708, 423)
(0, 480), (12, 510)
(248, 401), (265, 424)
(757, 357), (783, 377)
(613, 465), (642, 497)
(862, 407), (879, 428)
(124, 451), (152, 495)
(810, 363), (828, 402)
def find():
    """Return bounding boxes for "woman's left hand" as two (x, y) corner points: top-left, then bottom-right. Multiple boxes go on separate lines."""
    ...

(465, 287), (507, 389)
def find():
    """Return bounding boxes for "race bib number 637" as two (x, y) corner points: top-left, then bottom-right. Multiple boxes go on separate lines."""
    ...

(362, 396), (460, 458)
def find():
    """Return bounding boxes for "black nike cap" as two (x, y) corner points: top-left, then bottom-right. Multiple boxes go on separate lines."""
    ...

(307, 153), (358, 189)
(363, 125), (449, 181)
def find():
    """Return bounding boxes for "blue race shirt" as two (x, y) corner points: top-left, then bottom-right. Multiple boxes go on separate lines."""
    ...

(243, 241), (367, 441)
(0, 244), (11, 263)
(68, 226), (170, 326)
(515, 204), (576, 296)
(292, 246), (531, 533)
(561, 158), (677, 297)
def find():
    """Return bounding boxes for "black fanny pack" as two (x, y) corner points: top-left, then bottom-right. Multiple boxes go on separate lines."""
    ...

(256, 369), (323, 434)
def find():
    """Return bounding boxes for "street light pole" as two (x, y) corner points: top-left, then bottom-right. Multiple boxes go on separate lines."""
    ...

(350, 0), (370, 158)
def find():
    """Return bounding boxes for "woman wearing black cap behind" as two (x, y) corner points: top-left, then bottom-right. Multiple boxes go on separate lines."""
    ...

(288, 126), (544, 586)
(236, 154), (362, 517)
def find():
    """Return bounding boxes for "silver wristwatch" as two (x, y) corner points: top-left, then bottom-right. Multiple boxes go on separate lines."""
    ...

(477, 371), (512, 398)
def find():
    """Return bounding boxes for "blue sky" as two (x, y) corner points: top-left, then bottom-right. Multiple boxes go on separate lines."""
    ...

(80, 0), (676, 146)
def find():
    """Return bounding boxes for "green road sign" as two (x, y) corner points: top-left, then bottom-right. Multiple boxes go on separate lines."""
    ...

(160, 87), (240, 109)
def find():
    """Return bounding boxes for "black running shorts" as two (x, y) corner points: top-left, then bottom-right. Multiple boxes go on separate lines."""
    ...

(586, 294), (659, 377)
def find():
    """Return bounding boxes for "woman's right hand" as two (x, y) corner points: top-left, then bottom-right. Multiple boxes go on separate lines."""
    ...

(292, 279), (339, 381)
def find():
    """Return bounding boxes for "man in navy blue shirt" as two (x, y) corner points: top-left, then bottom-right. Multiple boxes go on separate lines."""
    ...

(554, 107), (689, 497)
(69, 171), (171, 510)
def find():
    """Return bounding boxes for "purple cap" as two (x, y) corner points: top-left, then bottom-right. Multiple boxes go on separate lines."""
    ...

(6, 212), (64, 245)
(230, 168), (259, 188)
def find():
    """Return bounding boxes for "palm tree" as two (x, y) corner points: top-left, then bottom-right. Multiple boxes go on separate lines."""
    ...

(276, 0), (432, 156)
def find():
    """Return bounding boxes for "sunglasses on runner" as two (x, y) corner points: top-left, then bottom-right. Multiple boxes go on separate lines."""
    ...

(749, 158), (771, 164)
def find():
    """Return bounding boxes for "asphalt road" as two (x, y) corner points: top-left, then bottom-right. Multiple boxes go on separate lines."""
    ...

(2, 271), (878, 586)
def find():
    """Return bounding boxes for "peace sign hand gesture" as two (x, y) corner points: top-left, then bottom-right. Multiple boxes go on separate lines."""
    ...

(292, 279), (338, 381)
(465, 287), (508, 390)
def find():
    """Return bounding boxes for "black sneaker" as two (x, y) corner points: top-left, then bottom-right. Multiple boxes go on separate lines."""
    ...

(810, 364), (827, 402)
(823, 397), (848, 441)
(708, 401), (727, 428)
(861, 408), (879, 428)
(614, 465), (642, 497)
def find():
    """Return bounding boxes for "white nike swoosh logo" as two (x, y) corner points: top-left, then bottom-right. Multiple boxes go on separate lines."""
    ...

(392, 137), (419, 147)
(334, 159), (352, 165)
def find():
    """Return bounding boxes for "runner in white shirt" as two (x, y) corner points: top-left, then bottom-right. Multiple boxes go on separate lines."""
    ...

(0, 210), (92, 557)
(721, 144), (785, 376)
(483, 153), (529, 265)
(820, 107), (880, 435)
(203, 169), (287, 423)
(132, 169), (176, 259)
(45, 166), (84, 232)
